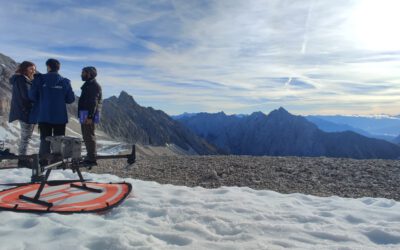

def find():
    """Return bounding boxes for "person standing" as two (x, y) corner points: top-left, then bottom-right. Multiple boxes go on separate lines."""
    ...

(29, 58), (75, 165)
(9, 61), (37, 166)
(78, 66), (102, 166)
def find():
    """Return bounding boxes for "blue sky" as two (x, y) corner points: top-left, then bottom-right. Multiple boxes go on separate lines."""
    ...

(1, 0), (400, 115)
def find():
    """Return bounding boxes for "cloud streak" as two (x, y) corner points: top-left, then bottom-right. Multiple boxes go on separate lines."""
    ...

(1, 0), (400, 115)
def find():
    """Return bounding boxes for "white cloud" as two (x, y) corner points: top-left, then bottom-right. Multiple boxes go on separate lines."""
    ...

(1, 0), (400, 115)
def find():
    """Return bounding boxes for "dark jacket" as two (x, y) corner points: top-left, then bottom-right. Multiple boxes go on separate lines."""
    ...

(78, 79), (102, 119)
(8, 74), (36, 124)
(29, 72), (75, 124)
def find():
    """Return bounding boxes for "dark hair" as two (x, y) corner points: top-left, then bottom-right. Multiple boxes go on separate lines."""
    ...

(16, 61), (35, 75)
(82, 66), (97, 79)
(46, 58), (60, 72)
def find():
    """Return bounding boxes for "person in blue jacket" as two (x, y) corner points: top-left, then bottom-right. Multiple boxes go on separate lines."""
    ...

(29, 58), (75, 165)
(9, 61), (37, 166)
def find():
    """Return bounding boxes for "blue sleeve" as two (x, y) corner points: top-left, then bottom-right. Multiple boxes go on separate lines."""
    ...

(65, 80), (75, 104)
(29, 76), (40, 102)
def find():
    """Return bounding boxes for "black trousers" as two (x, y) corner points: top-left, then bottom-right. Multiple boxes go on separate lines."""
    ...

(81, 123), (96, 161)
(39, 123), (66, 162)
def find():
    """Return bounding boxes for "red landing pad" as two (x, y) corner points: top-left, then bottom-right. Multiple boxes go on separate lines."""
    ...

(0, 182), (132, 213)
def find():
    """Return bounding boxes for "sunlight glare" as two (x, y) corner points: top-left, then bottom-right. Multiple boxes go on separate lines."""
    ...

(350, 0), (400, 51)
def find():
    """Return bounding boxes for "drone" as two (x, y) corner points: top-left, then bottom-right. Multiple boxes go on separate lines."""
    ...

(0, 136), (135, 213)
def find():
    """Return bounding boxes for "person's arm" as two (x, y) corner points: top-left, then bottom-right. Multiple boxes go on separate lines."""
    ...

(29, 75), (41, 103)
(15, 77), (31, 112)
(87, 84), (101, 119)
(65, 79), (75, 104)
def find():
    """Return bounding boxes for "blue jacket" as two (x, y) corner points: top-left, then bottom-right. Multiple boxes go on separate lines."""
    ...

(8, 74), (37, 124)
(29, 72), (75, 124)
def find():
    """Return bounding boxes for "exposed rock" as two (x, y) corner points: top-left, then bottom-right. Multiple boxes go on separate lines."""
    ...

(99, 91), (219, 155)
(91, 155), (400, 201)
(0, 53), (17, 116)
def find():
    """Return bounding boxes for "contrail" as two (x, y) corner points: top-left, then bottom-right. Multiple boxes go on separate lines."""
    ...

(302, 0), (315, 54)
(285, 77), (292, 87)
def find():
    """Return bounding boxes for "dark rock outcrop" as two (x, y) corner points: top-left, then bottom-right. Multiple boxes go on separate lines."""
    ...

(0, 53), (17, 116)
(99, 91), (219, 154)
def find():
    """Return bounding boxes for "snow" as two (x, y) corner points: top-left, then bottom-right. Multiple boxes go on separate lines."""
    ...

(350, 115), (400, 120)
(0, 123), (18, 141)
(0, 169), (399, 249)
(65, 126), (82, 137)
(1, 121), (127, 156)
(0, 121), (40, 154)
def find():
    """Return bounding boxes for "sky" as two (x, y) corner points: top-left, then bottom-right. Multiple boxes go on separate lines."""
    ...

(1, 0), (400, 115)
(0, 168), (400, 249)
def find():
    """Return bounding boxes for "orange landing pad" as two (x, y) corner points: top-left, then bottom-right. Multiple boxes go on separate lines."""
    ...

(0, 182), (132, 213)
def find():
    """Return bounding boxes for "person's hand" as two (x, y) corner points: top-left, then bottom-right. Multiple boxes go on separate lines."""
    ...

(85, 118), (93, 125)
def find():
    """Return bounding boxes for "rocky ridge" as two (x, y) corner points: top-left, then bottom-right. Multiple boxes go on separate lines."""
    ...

(100, 91), (219, 154)
(92, 155), (400, 201)
(0, 53), (17, 116)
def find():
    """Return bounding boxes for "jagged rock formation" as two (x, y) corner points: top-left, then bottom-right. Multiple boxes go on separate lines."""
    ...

(99, 91), (219, 154)
(0, 53), (17, 117)
(176, 108), (400, 159)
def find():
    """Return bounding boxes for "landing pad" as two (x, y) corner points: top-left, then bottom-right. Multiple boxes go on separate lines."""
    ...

(0, 182), (132, 213)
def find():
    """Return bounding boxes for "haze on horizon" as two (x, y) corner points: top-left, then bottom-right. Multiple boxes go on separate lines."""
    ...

(1, 0), (400, 116)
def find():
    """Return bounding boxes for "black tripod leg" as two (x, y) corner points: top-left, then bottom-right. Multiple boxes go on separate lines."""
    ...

(70, 168), (102, 193)
(20, 169), (53, 207)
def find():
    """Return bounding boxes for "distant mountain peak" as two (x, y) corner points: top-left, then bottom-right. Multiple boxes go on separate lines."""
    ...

(197, 111), (227, 118)
(249, 111), (267, 119)
(277, 107), (289, 113)
(268, 107), (291, 118)
(118, 91), (138, 105)
(118, 90), (131, 99)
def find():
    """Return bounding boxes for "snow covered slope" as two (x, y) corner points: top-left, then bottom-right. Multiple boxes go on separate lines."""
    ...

(0, 169), (399, 249)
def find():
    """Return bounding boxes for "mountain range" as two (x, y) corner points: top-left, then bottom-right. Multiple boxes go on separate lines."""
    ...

(175, 108), (400, 159)
(2, 51), (400, 159)
(306, 115), (400, 141)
